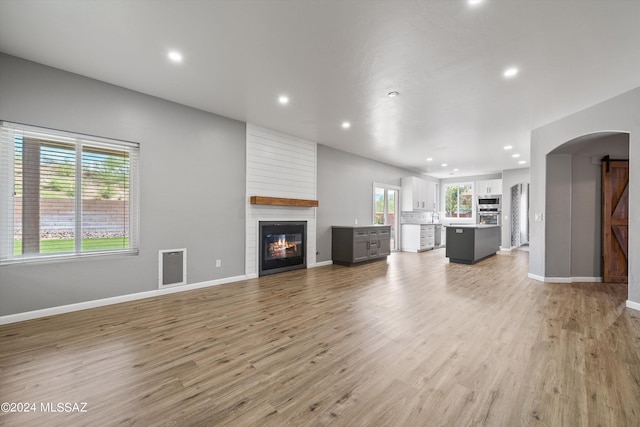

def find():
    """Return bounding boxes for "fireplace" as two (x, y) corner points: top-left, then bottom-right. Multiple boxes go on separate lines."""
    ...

(259, 221), (306, 276)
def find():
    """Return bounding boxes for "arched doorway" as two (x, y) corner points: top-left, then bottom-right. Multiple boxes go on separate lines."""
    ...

(545, 131), (629, 281)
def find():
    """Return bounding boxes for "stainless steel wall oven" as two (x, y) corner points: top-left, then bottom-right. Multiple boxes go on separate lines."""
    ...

(477, 195), (501, 225)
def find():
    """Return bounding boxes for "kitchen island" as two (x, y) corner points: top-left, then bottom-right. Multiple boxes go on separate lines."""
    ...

(445, 224), (501, 264)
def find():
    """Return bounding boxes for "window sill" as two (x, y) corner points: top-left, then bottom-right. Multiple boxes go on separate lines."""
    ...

(0, 249), (139, 267)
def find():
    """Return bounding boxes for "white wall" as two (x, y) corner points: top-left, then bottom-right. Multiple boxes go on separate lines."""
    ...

(245, 124), (317, 277)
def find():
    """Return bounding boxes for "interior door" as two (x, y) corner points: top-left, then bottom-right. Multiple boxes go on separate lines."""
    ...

(602, 158), (629, 283)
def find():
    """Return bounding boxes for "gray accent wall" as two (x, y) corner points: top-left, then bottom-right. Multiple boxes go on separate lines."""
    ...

(316, 145), (421, 263)
(545, 154), (572, 278)
(0, 54), (246, 316)
(530, 87), (639, 304)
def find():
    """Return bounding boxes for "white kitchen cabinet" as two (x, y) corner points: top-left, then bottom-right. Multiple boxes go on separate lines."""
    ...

(401, 224), (438, 252)
(402, 177), (438, 211)
(427, 182), (438, 211)
(401, 177), (423, 211)
(477, 179), (502, 196)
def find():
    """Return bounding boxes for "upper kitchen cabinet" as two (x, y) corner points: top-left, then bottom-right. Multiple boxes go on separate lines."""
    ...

(402, 177), (438, 211)
(476, 179), (502, 196)
(425, 181), (438, 211)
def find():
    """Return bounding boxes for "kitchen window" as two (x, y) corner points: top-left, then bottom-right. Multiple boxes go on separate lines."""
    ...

(443, 182), (474, 219)
(0, 122), (140, 265)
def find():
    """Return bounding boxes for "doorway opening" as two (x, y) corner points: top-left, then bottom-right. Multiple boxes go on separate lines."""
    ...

(510, 183), (529, 249)
(374, 184), (400, 251)
(545, 131), (629, 281)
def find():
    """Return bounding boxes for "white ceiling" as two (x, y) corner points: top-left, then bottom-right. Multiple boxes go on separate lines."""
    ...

(1, 0), (639, 179)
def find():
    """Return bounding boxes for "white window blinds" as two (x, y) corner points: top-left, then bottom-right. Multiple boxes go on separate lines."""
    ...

(0, 122), (140, 264)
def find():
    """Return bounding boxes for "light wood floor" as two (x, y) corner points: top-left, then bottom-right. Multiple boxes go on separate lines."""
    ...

(1, 249), (639, 426)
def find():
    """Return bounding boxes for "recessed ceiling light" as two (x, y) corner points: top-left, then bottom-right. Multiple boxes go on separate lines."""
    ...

(278, 95), (289, 105)
(468, 0), (484, 5)
(168, 51), (183, 63)
(503, 67), (519, 78)
(387, 91), (400, 97)
(512, 154), (521, 158)
(519, 160), (526, 164)
(426, 157), (433, 162)
(504, 145), (513, 150)
(453, 168), (459, 172)
(342, 121), (351, 129)
(441, 163), (448, 167)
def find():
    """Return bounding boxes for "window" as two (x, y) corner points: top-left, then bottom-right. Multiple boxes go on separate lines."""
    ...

(443, 182), (474, 219)
(0, 122), (139, 264)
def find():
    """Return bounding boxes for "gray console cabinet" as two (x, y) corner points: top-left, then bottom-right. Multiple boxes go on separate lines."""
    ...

(332, 225), (391, 265)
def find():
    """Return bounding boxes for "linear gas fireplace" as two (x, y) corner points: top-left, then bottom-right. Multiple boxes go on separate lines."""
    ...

(259, 221), (306, 276)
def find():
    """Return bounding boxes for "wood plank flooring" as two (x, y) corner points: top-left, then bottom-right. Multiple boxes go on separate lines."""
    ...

(1, 249), (639, 426)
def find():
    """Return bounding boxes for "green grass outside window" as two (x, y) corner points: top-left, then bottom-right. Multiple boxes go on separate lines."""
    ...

(13, 238), (129, 255)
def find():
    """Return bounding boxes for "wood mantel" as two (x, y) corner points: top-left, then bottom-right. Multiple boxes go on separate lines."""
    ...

(250, 196), (319, 207)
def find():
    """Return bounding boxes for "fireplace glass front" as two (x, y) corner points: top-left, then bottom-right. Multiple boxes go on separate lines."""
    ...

(259, 221), (306, 276)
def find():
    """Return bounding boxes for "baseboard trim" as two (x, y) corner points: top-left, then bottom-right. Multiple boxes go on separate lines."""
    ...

(626, 300), (640, 312)
(527, 273), (546, 282)
(0, 274), (248, 325)
(543, 277), (572, 283)
(527, 274), (603, 284)
(571, 277), (602, 283)
(500, 247), (512, 252)
(310, 260), (333, 268)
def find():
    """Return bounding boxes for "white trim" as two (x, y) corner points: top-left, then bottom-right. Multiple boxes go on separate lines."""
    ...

(0, 274), (247, 325)
(527, 273), (570, 283)
(543, 277), (572, 283)
(571, 277), (602, 283)
(310, 260), (333, 268)
(528, 272), (545, 282)
(527, 273), (602, 283)
(626, 300), (640, 312)
(500, 246), (513, 252)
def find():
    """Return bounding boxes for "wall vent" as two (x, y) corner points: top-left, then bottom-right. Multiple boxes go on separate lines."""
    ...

(159, 248), (187, 288)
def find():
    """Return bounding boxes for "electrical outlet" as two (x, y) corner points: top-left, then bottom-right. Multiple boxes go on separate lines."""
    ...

(355, 218), (358, 225)
(215, 259), (221, 268)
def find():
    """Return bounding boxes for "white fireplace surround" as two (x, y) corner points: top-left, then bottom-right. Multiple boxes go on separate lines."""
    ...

(245, 124), (318, 278)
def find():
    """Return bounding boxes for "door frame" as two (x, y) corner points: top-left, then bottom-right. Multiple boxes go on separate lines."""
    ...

(373, 183), (401, 251)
